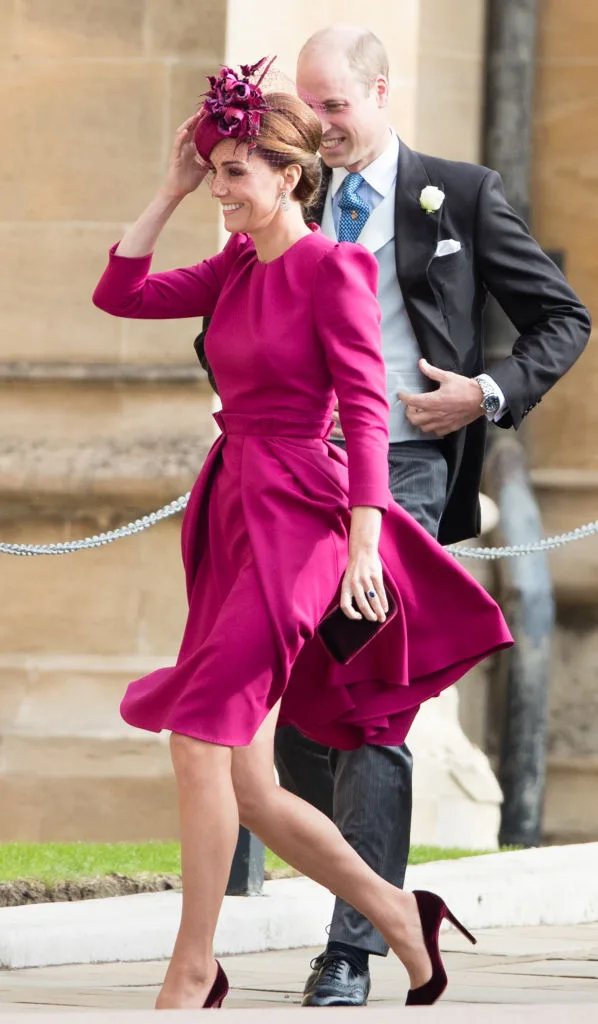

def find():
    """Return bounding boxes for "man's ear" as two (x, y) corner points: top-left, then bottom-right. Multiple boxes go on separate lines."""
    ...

(374, 75), (390, 108)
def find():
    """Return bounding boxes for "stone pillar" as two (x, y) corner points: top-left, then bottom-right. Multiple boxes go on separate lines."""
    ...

(410, 497), (504, 851)
(414, 0), (487, 160)
(220, 0), (503, 851)
(410, 0), (504, 849)
(523, 1), (598, 843)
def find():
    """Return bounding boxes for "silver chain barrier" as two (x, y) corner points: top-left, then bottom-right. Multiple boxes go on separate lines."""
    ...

(448, 519), (598, 559)
(0, 494), (191, 557)
(0, 492), (596, 559)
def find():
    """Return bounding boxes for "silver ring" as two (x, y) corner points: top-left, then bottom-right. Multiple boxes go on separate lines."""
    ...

(368, 590), (376, 599)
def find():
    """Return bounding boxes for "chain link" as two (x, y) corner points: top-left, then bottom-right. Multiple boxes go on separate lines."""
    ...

(0, 492), (596, 559)
(0, 494), (191, 557)
(447, 518), (598, 559)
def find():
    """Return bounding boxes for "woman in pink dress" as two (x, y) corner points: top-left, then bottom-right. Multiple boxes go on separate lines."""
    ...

(93, 60), (512, 1010)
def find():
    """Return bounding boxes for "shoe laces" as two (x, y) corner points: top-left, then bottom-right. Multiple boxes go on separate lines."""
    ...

(310, 952), (355, 981)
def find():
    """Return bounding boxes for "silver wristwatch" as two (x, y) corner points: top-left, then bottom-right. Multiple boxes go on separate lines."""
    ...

(474, 375), (501, 417)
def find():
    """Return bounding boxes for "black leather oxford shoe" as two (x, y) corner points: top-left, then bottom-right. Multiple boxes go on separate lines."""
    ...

(302, 952), (371, 1007)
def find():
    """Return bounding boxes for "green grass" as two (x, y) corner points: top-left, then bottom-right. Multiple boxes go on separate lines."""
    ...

(0, 842), (182, 884)
(0, 842), (508, 885)
(407, 845), (503, 865)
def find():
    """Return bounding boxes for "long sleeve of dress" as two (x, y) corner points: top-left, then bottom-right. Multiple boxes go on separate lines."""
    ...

(314, 243), (390, 511)
(92, 233), (246, 319)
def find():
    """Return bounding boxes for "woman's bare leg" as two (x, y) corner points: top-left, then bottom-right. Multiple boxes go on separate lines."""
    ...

(232, 707), (432, 990)
(155, 733), (238, 1010)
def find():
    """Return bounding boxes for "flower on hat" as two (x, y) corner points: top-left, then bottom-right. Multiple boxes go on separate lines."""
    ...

(201, 57), (274, 146)
(419, 185), (445, 214)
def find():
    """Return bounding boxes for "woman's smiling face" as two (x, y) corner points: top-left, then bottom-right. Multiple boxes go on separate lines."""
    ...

(208, 140), (285, 233)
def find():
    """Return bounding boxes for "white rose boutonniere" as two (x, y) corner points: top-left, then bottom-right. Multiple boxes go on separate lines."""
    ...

(419, 185), (445, 214)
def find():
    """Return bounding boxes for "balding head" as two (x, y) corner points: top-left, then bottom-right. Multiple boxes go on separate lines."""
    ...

(296, 24), (392, 173)
(299, 24), (389, 89)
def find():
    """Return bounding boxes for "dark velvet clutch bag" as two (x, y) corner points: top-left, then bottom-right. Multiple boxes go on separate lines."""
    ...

(317, 587), (397, 665)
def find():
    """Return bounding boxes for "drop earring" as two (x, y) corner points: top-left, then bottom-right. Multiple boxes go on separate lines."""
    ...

(280, 189), (290, 212)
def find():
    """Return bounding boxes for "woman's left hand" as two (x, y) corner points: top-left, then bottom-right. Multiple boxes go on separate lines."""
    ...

(340, 547), (388, 623)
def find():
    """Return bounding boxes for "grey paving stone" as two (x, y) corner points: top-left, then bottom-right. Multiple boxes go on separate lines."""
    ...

(490, 959), (598, 979)
(2, 926), (598, 1017)
(0, 1007), (83, 1014)
(2, 1005), (598, 1021)
(440, 927), (598, 958)
(444, 986), (598, 1005)
(448, 969), (598, 991)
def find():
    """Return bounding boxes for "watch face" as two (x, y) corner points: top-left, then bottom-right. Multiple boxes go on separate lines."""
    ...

(483, 394), (501, 415)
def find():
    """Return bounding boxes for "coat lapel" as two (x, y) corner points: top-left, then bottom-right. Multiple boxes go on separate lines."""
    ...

(394, 141), (458, 371)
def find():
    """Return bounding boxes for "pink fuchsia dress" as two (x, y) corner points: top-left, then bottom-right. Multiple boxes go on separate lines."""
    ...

(93, 225), (512, 750)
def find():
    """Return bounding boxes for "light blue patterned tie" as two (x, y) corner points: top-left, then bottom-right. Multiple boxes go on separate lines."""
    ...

(337, 173), (370, 242)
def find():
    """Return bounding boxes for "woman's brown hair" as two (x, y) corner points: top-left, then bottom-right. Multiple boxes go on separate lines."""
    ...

(254, 92), (322, 207)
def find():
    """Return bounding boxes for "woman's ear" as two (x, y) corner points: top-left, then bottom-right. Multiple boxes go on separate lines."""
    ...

(283, 163), (302, 196)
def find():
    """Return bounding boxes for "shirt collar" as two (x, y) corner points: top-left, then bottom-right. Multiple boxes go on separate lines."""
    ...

(330, 130), (399, 199)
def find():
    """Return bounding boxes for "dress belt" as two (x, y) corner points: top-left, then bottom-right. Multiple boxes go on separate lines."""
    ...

(214, 410), (334, 440)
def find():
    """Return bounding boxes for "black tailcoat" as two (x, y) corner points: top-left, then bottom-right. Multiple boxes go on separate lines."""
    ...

(195, 141), (591, 544)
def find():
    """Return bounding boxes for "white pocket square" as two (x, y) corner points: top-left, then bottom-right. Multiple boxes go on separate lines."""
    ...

(435, 238), (462, 257)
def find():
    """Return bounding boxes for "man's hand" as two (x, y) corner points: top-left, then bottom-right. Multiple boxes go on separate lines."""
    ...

(397, 359), (484, 436)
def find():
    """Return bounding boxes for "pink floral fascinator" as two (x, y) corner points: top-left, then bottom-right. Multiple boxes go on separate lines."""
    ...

(194, 56), (276, 162)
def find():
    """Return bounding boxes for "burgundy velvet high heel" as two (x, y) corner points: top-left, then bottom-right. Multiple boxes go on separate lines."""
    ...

(406, 890), (476, 1006)
(204, 961), (229, 1008)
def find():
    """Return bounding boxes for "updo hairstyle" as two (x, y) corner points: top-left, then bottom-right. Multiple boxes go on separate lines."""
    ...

(253, 92), (322, 207)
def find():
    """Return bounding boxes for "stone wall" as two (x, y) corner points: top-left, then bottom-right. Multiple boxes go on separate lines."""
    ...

(0, 0), (224, 363)
(0, 0), (595, 844)
(415, 0), (487, 161)
(434, 1), (598, 846)
(0, 0), (222, 839)
(528, 0), (598, 842)
(0, 0), (495, 842)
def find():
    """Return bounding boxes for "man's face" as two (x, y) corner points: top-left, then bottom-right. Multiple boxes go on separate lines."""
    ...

(297, 52), (388, 171)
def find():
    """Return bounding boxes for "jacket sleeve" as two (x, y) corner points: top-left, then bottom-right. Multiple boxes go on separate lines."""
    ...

(92, 233), (245, 320)
(474, 170), (591, 428)
(193, 318), (219, 394)
(314, 243), (390, 511)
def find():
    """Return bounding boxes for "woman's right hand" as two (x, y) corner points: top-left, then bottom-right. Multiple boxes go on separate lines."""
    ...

(162, 113), (209, 200)
(112, 112), (208, 258)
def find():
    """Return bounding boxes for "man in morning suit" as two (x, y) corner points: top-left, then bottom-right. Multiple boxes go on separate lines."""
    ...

(194, 24), (591, 1006)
